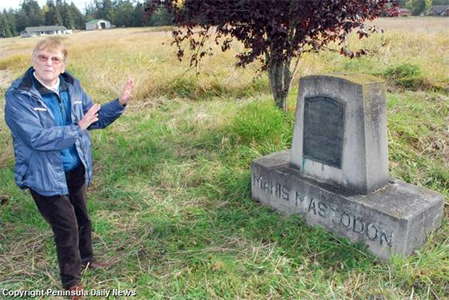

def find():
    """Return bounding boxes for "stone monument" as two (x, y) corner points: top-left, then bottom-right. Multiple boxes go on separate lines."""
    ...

(251, 74), (444, 260)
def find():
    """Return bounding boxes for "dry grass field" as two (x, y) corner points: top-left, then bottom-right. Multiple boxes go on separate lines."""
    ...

(0, 17), (448, 299)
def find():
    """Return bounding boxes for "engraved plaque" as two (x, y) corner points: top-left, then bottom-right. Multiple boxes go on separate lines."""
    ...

(303, 96), (345, 168)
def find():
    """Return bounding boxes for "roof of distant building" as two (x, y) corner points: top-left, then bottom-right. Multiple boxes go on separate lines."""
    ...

(86, 19), (110, 24)
(431, 5), (449, 12)
(25, 26), (67, 32)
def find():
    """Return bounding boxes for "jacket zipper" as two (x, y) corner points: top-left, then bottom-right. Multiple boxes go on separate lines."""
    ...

(55, 92), (67, 125)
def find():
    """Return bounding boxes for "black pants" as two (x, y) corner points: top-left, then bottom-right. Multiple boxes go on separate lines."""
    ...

(30, 164), (93, 289)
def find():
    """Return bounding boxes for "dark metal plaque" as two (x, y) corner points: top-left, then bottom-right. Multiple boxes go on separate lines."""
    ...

(303, 96), (345, 168)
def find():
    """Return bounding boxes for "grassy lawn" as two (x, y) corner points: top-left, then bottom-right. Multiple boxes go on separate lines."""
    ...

(0, 17), (448, 299)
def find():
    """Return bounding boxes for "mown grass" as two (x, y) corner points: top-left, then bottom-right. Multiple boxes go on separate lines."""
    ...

(0, 17), (448, 299)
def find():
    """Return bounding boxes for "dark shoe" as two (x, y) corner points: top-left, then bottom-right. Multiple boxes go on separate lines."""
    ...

(68, 284), (84, 300)
(82, 260), (113, 270)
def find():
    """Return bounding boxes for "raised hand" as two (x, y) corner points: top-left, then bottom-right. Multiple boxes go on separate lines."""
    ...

(119, 78), (134, 106)
(78, 104), (101, 130)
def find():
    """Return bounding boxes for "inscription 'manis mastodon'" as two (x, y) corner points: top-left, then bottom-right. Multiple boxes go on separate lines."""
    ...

(253, 173), (393, 248)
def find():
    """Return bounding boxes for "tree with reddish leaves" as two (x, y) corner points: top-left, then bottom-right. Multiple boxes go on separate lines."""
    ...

(147, 0), (394, 111)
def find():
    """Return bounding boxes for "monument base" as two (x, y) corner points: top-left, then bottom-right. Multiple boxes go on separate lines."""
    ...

(251, 151), (444, 260)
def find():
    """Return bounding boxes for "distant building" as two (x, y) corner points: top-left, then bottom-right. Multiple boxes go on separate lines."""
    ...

(85, 19), (112, 31)
(397, 8), (412, 17)
(21, 26), (71, 38)
(428, 5), (449, 16)
(382, 7), (411, 17)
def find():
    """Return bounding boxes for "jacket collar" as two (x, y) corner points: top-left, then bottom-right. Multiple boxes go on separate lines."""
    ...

(32, 73), (68, 95)
(15, 67), (75, 94)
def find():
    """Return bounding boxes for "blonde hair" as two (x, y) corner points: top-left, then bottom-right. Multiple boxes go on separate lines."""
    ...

(32, 37), (68, 61)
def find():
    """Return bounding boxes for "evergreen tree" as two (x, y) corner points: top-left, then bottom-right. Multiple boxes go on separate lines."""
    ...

(2, 9), (18, 36)
(60, 1), (76, 29)
(82, 0), (173, 28)
(8, 11), (17, 36)
(15, 9), (29, 32)
(406, 0), (433, 15)
(132, 3), (148, 27)
(111, 0), (134, 27)
(21, 0), (45, 27)
(148, 6), (172, 26)
(0, 12), (14, 37)
(45, 0), (63, 25)
(0, 0), (86, 37)
(433, 0), (449, 4)
(95, 0), (113, 20)
(85, 1), (97, 19)
(70, 2), (85, 29)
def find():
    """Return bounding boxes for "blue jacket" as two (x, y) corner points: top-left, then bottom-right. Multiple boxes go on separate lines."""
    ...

(5, 67), (126, 196)
(32, 75), (82, 171)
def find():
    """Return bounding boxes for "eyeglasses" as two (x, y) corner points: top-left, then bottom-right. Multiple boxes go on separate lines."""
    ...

(36, 54), (64, 65)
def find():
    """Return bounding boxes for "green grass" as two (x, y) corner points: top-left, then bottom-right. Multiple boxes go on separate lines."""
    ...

(383, 63), (426, 89)
(0, 19), (448, 299)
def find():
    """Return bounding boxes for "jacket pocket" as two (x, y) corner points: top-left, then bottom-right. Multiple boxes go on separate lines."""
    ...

(15, 163), (28, 188)
(25, 151), (64, 194)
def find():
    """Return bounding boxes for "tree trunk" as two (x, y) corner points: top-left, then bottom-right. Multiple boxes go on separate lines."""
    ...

(268, 58), (292, 111)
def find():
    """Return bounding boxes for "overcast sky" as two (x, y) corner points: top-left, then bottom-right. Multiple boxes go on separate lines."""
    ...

(0, 0), (92, 12)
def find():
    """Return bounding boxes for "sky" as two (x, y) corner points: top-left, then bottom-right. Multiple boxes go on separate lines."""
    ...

(0, 0), (92, 12)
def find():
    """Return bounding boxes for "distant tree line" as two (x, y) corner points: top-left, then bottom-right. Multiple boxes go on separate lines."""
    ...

(398, 0), (449, 5)
(0, 0), (172, 38)
(85, 0), (172, 28)
(397, 0), (449, 15)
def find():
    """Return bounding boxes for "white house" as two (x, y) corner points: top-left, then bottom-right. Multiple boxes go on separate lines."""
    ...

(21, 26), (71, 38)
(85, 19), (112, 31)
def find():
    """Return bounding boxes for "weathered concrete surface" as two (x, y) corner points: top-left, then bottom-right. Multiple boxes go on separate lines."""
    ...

(252, 151), (444, 260)
(291, 74), (389, 195)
